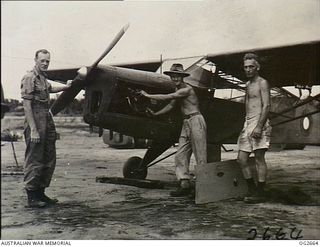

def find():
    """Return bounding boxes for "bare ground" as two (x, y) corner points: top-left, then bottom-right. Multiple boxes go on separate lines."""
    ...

(1, 118), (319, 240)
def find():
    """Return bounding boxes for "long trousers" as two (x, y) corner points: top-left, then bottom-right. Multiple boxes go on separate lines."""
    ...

(24, 103), (57, 191)
(175, 114), (207, 180)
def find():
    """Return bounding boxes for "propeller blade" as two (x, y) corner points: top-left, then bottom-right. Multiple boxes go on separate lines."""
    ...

(91, 23), (130, 68)
(50, 24), (130, 115)
(50, 77), (85, 116)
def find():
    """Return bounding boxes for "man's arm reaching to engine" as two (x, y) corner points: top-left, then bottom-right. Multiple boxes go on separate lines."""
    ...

(140, 88), (190, 101)
(147, 100), (176, 116)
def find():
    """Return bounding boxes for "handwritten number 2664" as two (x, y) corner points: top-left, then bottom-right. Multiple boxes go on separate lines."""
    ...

(247, 227), (303, 240)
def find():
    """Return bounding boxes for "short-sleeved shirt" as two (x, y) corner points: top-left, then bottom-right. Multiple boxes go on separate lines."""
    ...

(21, 68), (51, 103)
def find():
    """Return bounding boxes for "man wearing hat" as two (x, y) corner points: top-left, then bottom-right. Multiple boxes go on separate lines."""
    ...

(140, 63), (207, 197)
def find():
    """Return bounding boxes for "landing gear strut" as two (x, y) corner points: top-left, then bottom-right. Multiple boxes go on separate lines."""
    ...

(122, 140), (176, 180)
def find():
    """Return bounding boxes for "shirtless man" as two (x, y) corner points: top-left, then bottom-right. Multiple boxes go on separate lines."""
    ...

(140, 63), (207, 197)
(237, 53), (271, 203)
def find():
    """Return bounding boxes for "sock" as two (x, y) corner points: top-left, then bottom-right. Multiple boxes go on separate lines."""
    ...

(257, 182), (266, 195)
(246, 178), (256, 194)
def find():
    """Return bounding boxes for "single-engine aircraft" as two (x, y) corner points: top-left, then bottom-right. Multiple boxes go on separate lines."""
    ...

(46, 25), (320, 179)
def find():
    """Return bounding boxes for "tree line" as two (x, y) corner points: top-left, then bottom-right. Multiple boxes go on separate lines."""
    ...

(3, 98), (85, 116)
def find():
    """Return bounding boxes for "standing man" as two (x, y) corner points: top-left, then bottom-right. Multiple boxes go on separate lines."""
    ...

(140, 63), (207, 197)
(21, 49), (71, 207)
(237, 53), (272, 203)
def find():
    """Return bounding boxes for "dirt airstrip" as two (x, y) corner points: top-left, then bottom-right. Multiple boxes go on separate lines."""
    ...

(1, 116), (319, 240)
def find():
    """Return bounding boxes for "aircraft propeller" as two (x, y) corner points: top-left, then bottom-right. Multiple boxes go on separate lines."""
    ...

(50, 24), (130, 116)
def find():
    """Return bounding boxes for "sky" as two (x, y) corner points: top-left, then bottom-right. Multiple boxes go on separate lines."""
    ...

(1, 0), (320, 99)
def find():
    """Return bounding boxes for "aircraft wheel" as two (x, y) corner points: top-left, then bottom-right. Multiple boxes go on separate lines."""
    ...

(123, 156), (148, 179)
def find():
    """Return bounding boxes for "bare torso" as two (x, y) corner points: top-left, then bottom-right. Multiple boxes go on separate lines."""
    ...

(178, 85), (200, 115)
(245, 76), (266, 119)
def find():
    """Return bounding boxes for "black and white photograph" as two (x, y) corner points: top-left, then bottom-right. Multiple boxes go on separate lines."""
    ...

(1, 0), (319, 243)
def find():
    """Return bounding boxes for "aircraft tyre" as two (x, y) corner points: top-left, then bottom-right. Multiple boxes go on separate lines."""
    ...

(123, 156), (148, 179)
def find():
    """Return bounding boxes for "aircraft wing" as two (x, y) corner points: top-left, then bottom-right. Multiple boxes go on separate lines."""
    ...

(206, 41), (320, 87)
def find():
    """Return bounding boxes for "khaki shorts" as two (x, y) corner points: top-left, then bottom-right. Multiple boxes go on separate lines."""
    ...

(237, 118), (272, 153)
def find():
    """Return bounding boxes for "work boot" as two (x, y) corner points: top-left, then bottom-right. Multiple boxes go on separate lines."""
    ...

(39, 188), (58, 204)
(244, 185), (267, 204)
(170, 179), (191, 197)
(26, 190), (47, 208)
(243, 194), (267, 204)
(170, 187), (191, 197)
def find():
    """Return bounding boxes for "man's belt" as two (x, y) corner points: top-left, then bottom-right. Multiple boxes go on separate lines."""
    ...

(183, 112), (201, 119)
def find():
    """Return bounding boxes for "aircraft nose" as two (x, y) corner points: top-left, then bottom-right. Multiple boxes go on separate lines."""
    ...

(77, 66), (88, 79)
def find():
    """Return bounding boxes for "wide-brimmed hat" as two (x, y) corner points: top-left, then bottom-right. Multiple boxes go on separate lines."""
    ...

(164, 63), (190, 77)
